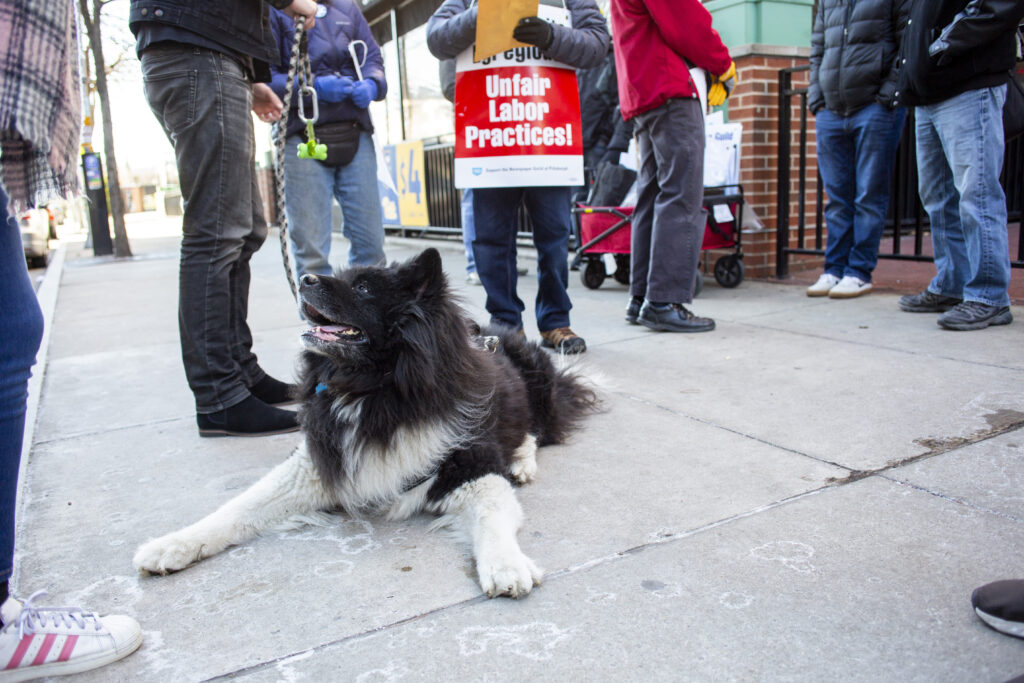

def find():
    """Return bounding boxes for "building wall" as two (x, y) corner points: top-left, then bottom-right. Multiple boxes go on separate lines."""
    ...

(706, 0), (820, 278)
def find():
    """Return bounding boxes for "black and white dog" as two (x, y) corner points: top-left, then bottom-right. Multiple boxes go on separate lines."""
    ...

(133, 248), (598, 598)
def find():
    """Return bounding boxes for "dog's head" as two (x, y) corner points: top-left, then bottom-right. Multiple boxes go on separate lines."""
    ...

(300, 247), (448, 357)
(298, 248), (476, 402)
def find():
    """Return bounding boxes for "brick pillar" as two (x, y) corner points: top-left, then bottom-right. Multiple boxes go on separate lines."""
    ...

(704, 45), (822, 280)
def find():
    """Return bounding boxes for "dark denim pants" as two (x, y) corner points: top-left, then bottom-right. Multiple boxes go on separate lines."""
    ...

(631, 98), (705, 304)
(472, 186), (573, 332)
(816, 103), (906, 282)
(141, 45), (269, 413)
(0, 185), (45, 583)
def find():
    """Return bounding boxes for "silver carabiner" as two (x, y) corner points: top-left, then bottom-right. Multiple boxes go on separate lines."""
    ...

(297, 84), (319, 124)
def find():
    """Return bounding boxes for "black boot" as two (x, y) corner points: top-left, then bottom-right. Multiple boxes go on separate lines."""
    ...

(197, 395), (299, 437)
(248, 374), (297, 405)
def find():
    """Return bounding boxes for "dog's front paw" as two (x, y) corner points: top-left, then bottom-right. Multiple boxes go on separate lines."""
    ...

(477, 549), (543, 599)
(509, 456), (537, 485)
(133, 532), (209, 574)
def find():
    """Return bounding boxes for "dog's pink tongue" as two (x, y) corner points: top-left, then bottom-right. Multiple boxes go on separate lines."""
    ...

(309, 325), (351, 341)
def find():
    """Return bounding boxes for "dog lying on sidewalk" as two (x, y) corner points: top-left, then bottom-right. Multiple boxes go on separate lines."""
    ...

(133, 248), (598, 598)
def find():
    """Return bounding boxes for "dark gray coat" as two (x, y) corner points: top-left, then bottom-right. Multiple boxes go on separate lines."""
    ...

(808, 0), (911, 116)
(427, 0), (609, 70)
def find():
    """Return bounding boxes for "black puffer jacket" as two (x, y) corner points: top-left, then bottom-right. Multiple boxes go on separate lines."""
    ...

(808, 0), (911, 115)
(895, 0), (1024, 106)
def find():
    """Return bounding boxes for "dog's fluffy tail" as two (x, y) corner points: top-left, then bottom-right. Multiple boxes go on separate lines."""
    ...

(545, 361), (603, 445)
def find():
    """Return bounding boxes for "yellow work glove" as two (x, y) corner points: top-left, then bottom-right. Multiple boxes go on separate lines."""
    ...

(707, 61), (737, 107)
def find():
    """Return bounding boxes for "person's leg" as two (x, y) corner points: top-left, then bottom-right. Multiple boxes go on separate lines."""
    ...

(143, 47), (296, 433)
(461, 188), (476, 274)
(0, 211), (143, 667)
(0, 186), (45, 597)
(814, 108), (856, 279)
(932, 86), (1011, 308)
(283, 132), (337, 277)
(845, 103), (906, 282)
(523, 187), (573, 333)
(229, 164), (270, 388)
(629, 119), (656, 300)
(914, 102), (969, 300)
(643, 98), (705, 305)
(334, 131), (386, 267)
(472, 187), (525, 330)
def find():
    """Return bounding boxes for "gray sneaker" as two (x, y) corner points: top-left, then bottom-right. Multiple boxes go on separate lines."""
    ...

(898, 289), (962, 313)
(937, 301), (1012, 331)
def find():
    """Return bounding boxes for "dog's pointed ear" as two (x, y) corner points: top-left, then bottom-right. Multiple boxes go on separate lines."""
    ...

(405, 248), (446, 299)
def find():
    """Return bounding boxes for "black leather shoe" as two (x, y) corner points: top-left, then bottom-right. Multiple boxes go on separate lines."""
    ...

(197, 395), (300, 437)
(249, 374), (297, 405)
(937, 301), (1013, 331)
(898, 289), (962, 313)
(625, 296), (643, 324)
(972, 579), (1024, 639)
(638, 301), (715, 333)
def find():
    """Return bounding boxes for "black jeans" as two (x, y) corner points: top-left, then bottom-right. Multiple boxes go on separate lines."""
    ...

(631, 98), (706, 304)
(141, 45), (268, 413)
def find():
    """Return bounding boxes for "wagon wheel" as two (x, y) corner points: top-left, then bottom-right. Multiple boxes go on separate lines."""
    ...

(714, 255), (745, 288)
(581, 258), (606, 289)
(693, 270), (704, 298)
(613, 254), (630, 285)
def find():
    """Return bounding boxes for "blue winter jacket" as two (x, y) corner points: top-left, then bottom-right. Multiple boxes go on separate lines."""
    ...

(269, 0), (387, 137)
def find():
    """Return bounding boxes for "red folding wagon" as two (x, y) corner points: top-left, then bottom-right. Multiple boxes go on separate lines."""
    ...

(571, 184), (746, 291)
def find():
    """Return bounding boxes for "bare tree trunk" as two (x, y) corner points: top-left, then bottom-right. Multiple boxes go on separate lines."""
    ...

(80, 0), (132, 258)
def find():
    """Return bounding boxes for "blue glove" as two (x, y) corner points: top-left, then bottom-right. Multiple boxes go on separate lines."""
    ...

(351, 79), (378, 109)
(314, 75), (354, 103)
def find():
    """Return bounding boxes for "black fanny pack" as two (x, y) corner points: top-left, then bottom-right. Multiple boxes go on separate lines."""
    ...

(314, 121), (362, 167)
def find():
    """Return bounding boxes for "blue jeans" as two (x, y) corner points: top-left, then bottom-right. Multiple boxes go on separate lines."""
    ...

(0, 186), (45, 584)
(816, 103), (906, 282)
(915, 85), (1010, 307)
(283, 131), (385, 276)
(142, 45), (270, 414)
(472, 187), (573, 332)
(461, 188), (475, 274)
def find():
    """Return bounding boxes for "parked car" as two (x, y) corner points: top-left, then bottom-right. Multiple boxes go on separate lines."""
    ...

(20, 208), (51, 268)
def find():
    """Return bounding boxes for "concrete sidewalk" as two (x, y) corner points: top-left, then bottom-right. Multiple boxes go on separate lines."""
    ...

(13, 213), (1024, 681)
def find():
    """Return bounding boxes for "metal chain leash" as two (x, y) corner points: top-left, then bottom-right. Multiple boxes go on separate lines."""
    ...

(272, 16), (315, 302)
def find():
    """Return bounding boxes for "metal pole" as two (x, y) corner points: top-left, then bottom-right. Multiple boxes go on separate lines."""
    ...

(776, 68), (792, 279)
(390, 9), (406, 142)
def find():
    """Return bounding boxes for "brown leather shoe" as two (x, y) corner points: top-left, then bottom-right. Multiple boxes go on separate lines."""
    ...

(539, 327), (587, 354)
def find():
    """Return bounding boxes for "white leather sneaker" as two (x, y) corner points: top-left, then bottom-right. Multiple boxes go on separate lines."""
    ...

(828, 275), (873, 299)
(0, 591), (142, 681)
(806, 273), (841, 297)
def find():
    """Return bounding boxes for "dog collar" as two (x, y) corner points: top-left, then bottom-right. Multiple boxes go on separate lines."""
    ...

(315, 382), (328, 395)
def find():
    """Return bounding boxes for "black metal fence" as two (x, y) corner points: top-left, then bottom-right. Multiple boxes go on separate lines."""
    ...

(386, 141), (538, 243)
(776, 65), (1024, 278)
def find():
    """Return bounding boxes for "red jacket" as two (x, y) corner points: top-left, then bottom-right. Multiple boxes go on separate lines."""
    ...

(610, 0), (732, 120)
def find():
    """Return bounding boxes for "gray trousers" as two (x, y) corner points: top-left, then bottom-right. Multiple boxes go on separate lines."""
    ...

(142, 45), (268, 413)
(630, 98), (706, 304)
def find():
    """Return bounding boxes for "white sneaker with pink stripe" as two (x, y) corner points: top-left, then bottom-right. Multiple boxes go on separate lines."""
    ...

(0, 591), (142, 681)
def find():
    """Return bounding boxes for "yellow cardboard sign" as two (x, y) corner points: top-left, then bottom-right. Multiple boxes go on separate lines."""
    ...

(474, 0), (540, 62)
(395, 140), (429, 227)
